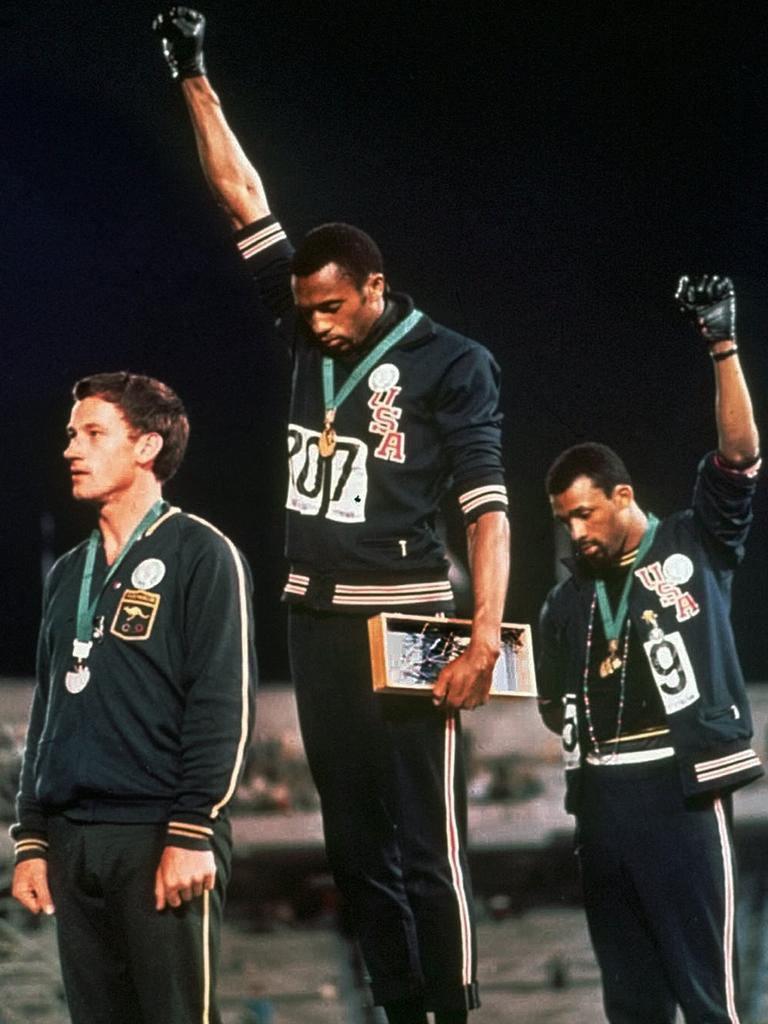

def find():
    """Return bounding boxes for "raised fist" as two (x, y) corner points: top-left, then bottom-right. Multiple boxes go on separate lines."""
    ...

(153, 7), (206, 80)
(675, 274), (736, 344)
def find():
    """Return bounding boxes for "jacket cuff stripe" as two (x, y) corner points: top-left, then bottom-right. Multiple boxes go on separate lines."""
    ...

(695, 748), (760, 772)
(167, 821), (214, 837)
(458, 485), (508, 516)
(235, 217), (290, 260)
(694, 751), (762, 782)
(14, 838), (49, 855)
(167, 827), (212, 841)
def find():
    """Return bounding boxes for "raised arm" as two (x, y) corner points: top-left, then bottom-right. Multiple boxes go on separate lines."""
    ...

(676, 274), (760, 466)
(153, 8), (269, 230)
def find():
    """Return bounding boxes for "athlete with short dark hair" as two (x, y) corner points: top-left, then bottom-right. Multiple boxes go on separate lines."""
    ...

(153, 9), (510, 1023)
(11, 371), (256, 1024)
(538, 275), (762, 1023)
(545, 442), (633, 500)
(291, 222), (385, 286)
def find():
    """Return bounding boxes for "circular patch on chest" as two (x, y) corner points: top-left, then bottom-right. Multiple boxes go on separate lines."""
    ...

(368, 362), (400, 391)
(131, 558), (166, 590)
(662, 553), (693, 585)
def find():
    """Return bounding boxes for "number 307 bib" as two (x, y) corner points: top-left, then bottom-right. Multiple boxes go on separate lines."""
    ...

(642, 631), (700, 714)
(286, 424), (368, 523)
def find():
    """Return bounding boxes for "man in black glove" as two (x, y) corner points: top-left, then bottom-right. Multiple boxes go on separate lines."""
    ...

(537, 275), (762, 1023)
(153, 8), (510, 1024)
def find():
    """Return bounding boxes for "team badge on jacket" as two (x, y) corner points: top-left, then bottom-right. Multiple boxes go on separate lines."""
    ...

(110, 589), (160, 641)
(634, 556), (700, 622)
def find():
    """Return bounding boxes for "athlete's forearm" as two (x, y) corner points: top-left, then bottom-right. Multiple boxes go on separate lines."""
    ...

(181, 76), (270, 229)
(466, 510), (509, 656)
(711, 342), (760, 465)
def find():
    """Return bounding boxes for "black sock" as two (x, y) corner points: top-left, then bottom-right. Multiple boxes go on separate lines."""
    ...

(434, 1013), (468, 1024)
(383, 995), (428, 1024)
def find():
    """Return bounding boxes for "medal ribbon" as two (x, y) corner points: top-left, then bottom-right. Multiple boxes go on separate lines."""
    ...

(75, 500), (167, 646)
(594, 513), (659, 645)
(322, 307), (424, 418)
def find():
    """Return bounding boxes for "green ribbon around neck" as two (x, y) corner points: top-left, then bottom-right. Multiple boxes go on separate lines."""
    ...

(594, 513), (659, 643)
(75, 500), (166, 646)
(322, 308), (423, 414)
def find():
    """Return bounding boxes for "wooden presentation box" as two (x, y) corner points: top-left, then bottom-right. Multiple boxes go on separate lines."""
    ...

(368, 612), (537, 699)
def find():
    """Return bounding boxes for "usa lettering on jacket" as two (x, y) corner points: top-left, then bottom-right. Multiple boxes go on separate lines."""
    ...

(635, 560), (700, 622)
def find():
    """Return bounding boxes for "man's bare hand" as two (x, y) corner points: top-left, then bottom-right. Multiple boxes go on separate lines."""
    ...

(432, 640), (499, 711)
(154, 846), (216, 911)
(12, 859), (55, 915)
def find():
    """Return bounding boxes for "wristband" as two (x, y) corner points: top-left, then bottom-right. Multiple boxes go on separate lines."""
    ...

(710, 347), (738, 362)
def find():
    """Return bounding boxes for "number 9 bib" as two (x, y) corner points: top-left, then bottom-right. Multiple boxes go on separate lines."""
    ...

(642, 630), (700, 714)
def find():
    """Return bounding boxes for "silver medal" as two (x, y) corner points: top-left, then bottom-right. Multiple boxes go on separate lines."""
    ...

(65, 665), (91, 694)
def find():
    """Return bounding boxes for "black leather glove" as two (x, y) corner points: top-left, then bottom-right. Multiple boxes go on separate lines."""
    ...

(675, 274), (736, 344)
(153, 7), (206, 80)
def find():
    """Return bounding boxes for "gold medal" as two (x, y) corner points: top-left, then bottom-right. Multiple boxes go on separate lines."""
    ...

(318, 408), (337, 458)
(599, 639), (623, 678)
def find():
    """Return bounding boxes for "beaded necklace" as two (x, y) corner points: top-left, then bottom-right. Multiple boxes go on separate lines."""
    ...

(581, 591), (632, 762)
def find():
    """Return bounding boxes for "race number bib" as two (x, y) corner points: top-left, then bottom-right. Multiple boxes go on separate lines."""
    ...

(286, 424), (368, 523)
(562, 693), (581, 772)
(642, 631), (700, 714)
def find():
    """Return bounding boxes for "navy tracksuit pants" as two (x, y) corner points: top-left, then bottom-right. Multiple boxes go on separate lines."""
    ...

(577, 760), (741, 1024)
(289, 606), (479, 1013)
(46, 817), (231, 1024)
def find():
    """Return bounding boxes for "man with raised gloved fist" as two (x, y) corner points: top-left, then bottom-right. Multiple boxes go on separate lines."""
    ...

(537, 275), (762, 1023)
(153, 8), (510, 1024)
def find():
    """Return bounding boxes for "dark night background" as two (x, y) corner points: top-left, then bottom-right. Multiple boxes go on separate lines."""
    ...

(3, 0), (767, 683)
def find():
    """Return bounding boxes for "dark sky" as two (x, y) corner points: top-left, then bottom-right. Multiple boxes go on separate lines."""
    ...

(3, 0), (768, 680)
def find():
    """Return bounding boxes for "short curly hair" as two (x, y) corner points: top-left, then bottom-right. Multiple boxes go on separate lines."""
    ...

(546, 442), (632, 498)
(291, 222), (384, 289)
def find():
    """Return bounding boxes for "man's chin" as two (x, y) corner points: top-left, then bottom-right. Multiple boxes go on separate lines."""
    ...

(320, 336), (353, 354)
(70, 486), (99, 505)
(576, 548), (610, 572)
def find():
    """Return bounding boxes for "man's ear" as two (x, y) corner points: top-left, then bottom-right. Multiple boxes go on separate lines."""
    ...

(611, 483), (634, 510)
(135, 432), (164, 470)
(364, 272), (386, 300)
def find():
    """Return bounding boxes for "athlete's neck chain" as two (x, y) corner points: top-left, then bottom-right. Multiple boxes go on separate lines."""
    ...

(582, 592), (632, 763)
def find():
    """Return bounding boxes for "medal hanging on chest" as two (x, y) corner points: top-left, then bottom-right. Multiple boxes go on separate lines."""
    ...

(582, 594), (631, 762)
(65, 639), (93, 693)
(318, 307), (424, 458)
(318, 407), (337, 458)
(594, 514), (659, 680)
(67, 501), (166, 694)
(599, 638), (623, 678)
